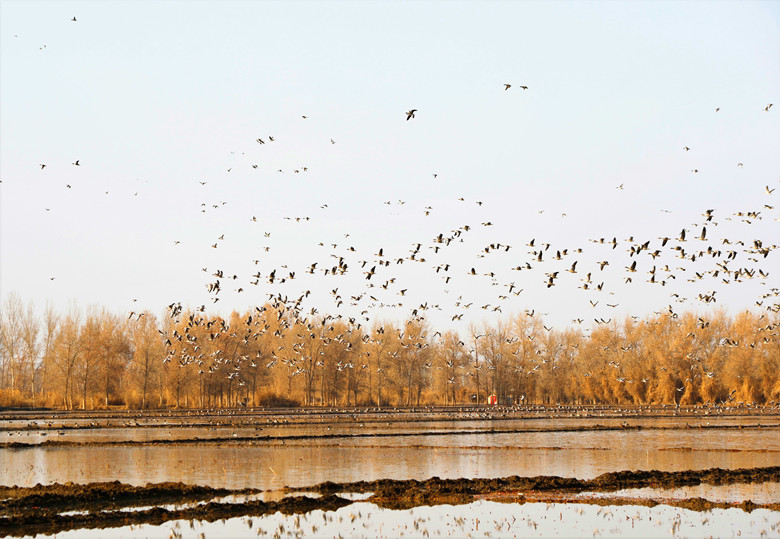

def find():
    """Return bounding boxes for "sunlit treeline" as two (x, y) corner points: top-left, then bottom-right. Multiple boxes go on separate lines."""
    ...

(1, 293), (778, 409)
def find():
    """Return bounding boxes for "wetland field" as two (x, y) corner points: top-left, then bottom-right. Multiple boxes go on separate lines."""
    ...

(1, 405), (779, 537)
(3, 2), (780, 537)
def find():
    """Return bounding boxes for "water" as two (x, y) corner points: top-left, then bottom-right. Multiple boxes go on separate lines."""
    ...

(2, 414), (778, 537)
(581, 482), (780, 505)
(1, 417), (778, 489)
(27, 502), (780, 538)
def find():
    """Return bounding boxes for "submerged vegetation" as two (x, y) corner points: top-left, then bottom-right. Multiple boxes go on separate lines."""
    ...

(1, 294), (777, 410)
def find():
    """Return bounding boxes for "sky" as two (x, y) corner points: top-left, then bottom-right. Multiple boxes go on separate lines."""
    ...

(1, 0), (778, 332)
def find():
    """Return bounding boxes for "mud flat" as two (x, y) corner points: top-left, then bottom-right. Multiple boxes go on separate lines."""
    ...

(1, 408), (777, 535)
(294, 465), (780, 510)
(0, 488), (349, 537)
(2, 404), (778, 433)
(1, 466), (777, 537)
(2, 422), (778, 449)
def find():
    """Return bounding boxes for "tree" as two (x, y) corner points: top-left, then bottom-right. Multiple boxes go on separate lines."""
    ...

(128, 313), (164, 408)
(51, 306), (82, 410)
(16, 299), (40, 404)
(38, 302), (59, 405)
(78, 308), (103, 409)
(394, 319), (430, 406)
(98, 310), (131, 407)
(0, 293), (25, 394)
(436, 331), (469, 405)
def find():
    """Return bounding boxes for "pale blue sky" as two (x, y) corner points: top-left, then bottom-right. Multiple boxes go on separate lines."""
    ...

(1, 0), (778, 330)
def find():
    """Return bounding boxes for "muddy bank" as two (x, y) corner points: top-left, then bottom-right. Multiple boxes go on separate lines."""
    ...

(0, 493), (350, 537)
(2, 405), (778, 432)
(1, 467), (778, 537)
(2, 422), (777, 449)
(297, 465), (780, 509)
(485, 492), (779, 513)
(0, 481), (260, 517)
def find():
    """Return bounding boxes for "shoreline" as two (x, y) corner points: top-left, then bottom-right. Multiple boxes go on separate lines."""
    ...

(1, 466), (779, 537)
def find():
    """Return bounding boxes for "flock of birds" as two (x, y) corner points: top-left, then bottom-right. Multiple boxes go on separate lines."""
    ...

(143, 99), (777, 391)
(9, 15), (780, 539)
(181, 101), (778, 333)
(15, 17), (779, 365)
(36, 99), (779, 336)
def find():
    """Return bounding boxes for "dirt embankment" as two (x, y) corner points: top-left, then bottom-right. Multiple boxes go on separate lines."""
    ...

(295, 466), (780, 510)
(2, 404), (778, 433)
(0, 482), (350, 537)
(2, 422), (778, 449)
(486, 492), (771, 513)
(0, 481), (261, 516)
(1, 466), (778, 537)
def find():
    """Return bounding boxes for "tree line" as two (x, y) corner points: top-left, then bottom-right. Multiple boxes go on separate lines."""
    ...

(1, 293), (778, 409)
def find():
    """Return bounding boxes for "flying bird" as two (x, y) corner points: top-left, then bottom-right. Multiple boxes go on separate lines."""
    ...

(405, 109), (417, 120)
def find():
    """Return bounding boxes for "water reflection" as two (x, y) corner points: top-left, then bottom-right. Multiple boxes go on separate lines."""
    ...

(3, 416), (779, 538)
(30, 501), (780, 538)
(2, 423), (778, 490)
(2, 415), (777, 444)
(582, 482), (780, 505)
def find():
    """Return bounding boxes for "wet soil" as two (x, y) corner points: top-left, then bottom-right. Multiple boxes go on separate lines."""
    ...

(2, 422), (778, 449)
(1, 466), (777, 536)
(295, 465), (780, 510)
(0, 492), (350, 537)
(2, 404), (778, 433)
(0, 481), (261, 516)
(485, 492), (777, 513)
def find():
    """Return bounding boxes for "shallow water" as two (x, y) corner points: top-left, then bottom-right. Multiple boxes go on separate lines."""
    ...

(2, 414), (775, 444)
(2, 415), (779, 538)
(581, 482), (780, 505)
(27, 501), (780, 539)
(1, 417), (778, 489)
